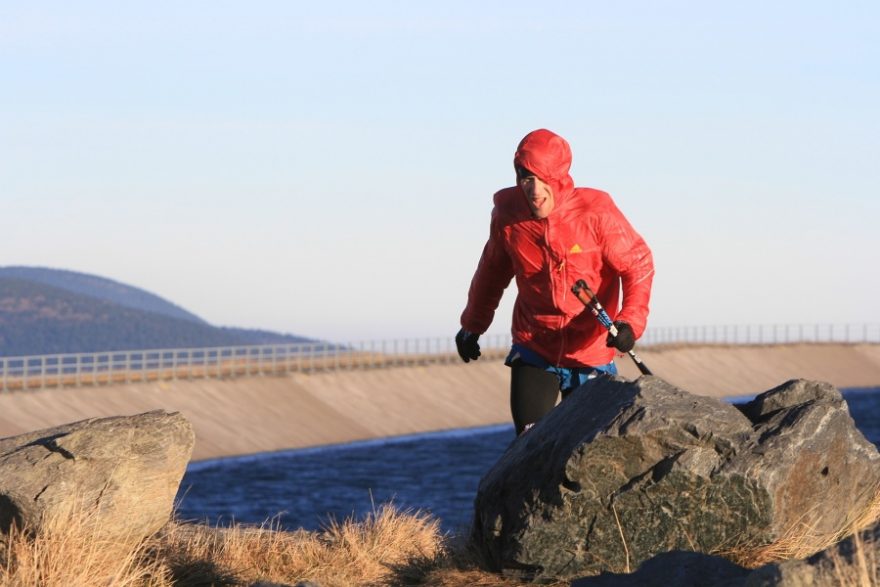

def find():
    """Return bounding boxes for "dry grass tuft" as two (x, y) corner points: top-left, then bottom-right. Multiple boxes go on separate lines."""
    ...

(717, 485), (880, 569)
(153, 504), (445, 586)
(823, 529), (880, 587)
(0, 503), (169, 587)
(0, 501), (453, 586)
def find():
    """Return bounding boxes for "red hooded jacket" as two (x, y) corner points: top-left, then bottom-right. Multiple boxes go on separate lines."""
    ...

(460, 129), (654, 367)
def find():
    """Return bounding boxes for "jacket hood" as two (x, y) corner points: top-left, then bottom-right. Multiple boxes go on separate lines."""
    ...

(513, 129), (575, 205)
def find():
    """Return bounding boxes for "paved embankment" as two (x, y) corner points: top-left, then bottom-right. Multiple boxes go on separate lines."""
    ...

(0, 343), (878, 461)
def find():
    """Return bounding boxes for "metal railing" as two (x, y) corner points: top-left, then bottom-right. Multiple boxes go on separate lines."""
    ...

(640, 323), (880, 346)
(0, 335), (513, 393)
(1, 324), (878, 392)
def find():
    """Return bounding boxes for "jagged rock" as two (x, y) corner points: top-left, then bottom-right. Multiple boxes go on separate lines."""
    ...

(727, 380), (880, 540)
(0, 410), (194, 541)
(471, 377), (880, 582)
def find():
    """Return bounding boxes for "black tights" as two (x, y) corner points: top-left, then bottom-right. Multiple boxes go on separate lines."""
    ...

(510, 361), (574, 435)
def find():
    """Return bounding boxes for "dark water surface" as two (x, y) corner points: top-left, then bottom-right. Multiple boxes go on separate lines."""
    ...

(175, 387), (880, 533)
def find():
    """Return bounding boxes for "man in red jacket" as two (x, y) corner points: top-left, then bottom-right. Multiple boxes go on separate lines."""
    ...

(456, 129), (654, 435)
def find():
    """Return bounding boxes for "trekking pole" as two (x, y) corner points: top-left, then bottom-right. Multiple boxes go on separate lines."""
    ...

(571, 279), (653, 376)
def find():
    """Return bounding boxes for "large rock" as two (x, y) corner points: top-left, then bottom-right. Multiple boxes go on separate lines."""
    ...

(471, 377), (880, 582)
(0, 410), (194, 540)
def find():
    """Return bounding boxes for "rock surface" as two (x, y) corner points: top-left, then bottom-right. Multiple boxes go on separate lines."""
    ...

(743, 518), (880, 586)
(570, 550), (751, 586)
(573, 519), (880, 586)
(0, 409), (194, 540)
(471, 376), (880, 582)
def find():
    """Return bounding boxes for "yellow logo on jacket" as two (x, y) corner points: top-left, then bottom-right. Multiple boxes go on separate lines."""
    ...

(569, 244), (582, 254)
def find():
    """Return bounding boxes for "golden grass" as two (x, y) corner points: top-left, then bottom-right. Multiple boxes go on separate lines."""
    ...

(0, 502), (169, 587)
(154, 504), (446, 587)
(716, 485), (880, 570)
(0, 501), (545, 587)
(3, 495), (878, 586)
(823, 529), (880, 587)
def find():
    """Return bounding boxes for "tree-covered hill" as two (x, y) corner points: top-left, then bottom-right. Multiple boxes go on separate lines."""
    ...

(0, 266), (206, 324)
(0, 268), (313, 356)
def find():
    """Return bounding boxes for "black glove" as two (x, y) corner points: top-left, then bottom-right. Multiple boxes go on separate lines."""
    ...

(455, 329), (481, 362)
(606, 321), (635, 353)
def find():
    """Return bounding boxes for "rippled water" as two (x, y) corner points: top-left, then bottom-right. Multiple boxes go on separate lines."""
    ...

(175, 387), (880, 533)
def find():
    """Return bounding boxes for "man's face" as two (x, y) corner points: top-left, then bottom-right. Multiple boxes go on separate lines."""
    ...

(518, 168), (555, 219)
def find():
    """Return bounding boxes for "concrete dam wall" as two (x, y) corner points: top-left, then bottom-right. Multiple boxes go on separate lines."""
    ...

(0, 343), (878, 461)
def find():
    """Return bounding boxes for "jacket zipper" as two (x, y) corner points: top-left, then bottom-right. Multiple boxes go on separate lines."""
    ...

(544, 220), (556, 307)
(556, 256), (567, 367)
(545, 219), (567, 367)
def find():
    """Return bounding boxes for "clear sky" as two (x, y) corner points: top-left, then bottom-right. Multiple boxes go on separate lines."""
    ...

(2, 1), (878, 343)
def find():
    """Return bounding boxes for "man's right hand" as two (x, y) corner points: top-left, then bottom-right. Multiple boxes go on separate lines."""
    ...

(606, 321), (635, 353)
(455, 329), (481, 363)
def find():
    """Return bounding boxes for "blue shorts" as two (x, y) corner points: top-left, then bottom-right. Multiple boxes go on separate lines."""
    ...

(505, 343), (617, 392)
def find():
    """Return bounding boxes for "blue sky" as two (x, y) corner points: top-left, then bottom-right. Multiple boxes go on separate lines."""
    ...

(2, 1), (878, 342)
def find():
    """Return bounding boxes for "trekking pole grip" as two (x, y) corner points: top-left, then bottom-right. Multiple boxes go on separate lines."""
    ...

(570, 279), (653, 376)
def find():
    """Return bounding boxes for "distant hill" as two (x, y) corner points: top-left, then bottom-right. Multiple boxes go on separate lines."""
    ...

(0, 266), (206, 324)
(0, 267), (314, 356)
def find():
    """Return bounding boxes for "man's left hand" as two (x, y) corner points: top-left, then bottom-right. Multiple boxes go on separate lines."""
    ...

(606, 321), (635, 353)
